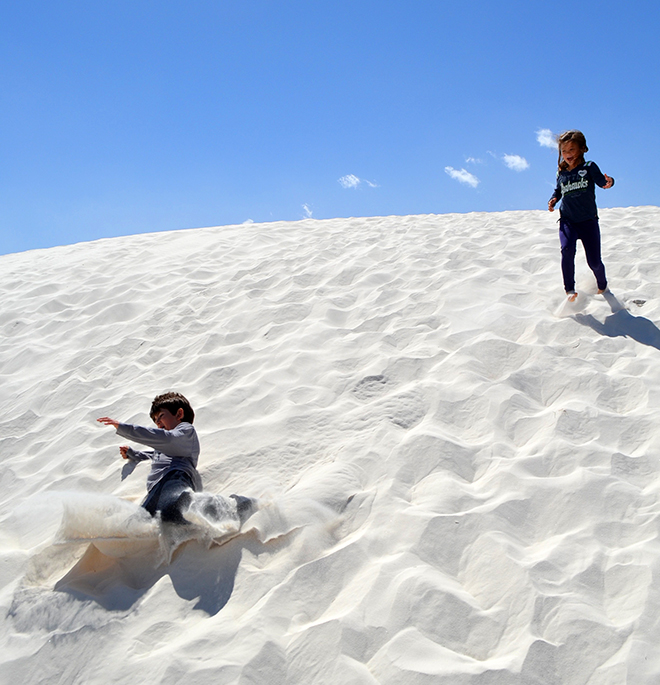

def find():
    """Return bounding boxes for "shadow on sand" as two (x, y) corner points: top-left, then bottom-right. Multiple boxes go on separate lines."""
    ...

(574, 291), (660, 351)
(53, 531), (281, 616)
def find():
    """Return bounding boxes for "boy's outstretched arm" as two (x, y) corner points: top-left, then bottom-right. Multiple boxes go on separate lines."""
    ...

(120, 444), (151, 461)
(98, 418), (148, 461)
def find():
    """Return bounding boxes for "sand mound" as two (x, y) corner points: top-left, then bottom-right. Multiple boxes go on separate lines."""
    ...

(2, 207), (660, 683)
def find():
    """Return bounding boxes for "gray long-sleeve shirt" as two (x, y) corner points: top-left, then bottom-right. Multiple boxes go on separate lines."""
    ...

(116, 421), (202, 492)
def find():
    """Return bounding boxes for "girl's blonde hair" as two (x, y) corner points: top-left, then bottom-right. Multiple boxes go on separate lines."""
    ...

(557, 130), (588, 171)
(557, 130), (589, 171)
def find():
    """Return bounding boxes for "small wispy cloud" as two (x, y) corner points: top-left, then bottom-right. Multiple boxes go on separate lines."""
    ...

(503, 154), (530, 172)
(302, 203), (313, 218)
(465, 157), (483, 165)
(338, 174), (378, 189)
(536, 128), (556, 148)
(338, 174), (361, 189)
(445, 166), (479, 188)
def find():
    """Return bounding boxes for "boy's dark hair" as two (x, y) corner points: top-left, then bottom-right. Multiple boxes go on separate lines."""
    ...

(150, 392), (195, 424)
(557, 129), (588, 171)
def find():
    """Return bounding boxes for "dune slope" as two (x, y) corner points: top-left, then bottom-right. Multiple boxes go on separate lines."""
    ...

(2, 207), (660, 684)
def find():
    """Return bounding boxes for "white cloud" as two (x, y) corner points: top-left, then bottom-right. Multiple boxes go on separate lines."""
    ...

(338, 174), (378, 189)
(338, 174), (361, 189)
(302, 203), (313, 218)
(465, 157), (483, 164)
(445, 166), (479, 188)
(503, 154), (530, 172)
(536, 128), (556, 148)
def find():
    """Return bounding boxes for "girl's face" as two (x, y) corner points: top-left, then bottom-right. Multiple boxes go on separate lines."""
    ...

(560, 141), (583, 170)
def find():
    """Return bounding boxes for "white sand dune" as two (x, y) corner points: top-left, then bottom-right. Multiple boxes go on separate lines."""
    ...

(2, 206), (660, 684)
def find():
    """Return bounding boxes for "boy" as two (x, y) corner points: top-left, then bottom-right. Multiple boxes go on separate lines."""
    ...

(98, 392), (202, 524)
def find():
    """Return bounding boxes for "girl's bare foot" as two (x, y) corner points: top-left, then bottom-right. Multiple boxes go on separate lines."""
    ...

(567, 291), (578, 302)
(598, 287), (608, 294)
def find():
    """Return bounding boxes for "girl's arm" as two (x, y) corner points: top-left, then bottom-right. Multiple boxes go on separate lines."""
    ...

(588, 162), (614, 189)
(548, 174), (561, 212)
(548, 182), (562, 212)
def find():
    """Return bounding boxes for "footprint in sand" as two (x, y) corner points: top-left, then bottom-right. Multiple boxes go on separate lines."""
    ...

(352, 375), (389, 401)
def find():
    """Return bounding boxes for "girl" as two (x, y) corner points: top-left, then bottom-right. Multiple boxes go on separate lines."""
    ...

(548, 130), (614, 301)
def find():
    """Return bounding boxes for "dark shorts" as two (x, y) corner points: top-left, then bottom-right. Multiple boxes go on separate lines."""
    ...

(142, 469), (196, 524)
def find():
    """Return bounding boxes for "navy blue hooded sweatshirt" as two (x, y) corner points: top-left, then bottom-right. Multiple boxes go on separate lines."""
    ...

(550, 161), (614, 224)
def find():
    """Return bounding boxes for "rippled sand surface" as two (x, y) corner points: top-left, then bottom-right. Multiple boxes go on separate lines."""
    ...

(2, 207), (660, 684)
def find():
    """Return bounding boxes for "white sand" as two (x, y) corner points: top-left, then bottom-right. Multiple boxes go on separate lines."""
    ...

(2, 206), (660, 683)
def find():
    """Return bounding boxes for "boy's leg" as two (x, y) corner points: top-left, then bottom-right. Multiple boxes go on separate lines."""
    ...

(158, 472), (195, 524)
(559, 220), (578, 292)
(142, 479), (165, 517)
(142, 470), (195, 524)
(230, 494), (256, 524)
(577, 219), (607, 291)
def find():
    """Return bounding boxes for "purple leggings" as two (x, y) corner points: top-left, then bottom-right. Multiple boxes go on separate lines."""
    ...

(559, 218), (607, 293)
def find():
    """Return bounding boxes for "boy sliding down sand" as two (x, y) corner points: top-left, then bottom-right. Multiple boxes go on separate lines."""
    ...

(98, 392), (202, 524)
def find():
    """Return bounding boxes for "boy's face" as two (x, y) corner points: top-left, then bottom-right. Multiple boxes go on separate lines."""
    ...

(153, 408), (183, 430)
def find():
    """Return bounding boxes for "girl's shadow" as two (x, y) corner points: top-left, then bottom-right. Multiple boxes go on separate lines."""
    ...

(574, 291), (660, 350)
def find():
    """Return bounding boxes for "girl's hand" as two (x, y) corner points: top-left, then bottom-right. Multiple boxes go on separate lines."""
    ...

(548, 198), (557, 212)
(603, 174), (613, 189)
(119, 446), (130, 459)
(97, 417), (120, 428)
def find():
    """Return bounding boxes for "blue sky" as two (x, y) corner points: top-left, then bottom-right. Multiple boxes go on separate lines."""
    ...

(1, 0), (658, 255)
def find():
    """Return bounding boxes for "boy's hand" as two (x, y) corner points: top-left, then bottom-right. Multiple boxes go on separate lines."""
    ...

(97, 417), (119, 428)
(603, 174), (613, 189)
(548, 198), (557, 212)
(119, 445), (130, 459)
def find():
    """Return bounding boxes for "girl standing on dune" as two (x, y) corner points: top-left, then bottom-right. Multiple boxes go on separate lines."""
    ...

(548, 130), (614, 301)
